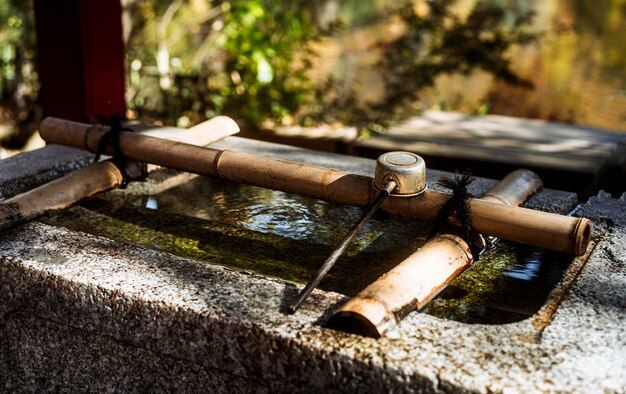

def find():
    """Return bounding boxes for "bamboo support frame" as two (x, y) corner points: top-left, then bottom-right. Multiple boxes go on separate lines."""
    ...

(327, 169), (544, 338)
(0, 161), (123, 231)
(39, 117), (591, 255)
(0, 117), (239, 232)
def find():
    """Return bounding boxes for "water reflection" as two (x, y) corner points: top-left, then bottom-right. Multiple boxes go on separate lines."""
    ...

(238, 202), (317, 240)
(423, 242), (570, 324)
(138, 176), (407, 248)
(504, 247), (544, 281)
(144, 196), (159, 210)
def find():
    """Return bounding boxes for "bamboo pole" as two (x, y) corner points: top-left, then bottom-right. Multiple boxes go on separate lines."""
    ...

(140, 116), (239, 172)
(327, 170), (545, 338)
(39, 118), (591, 255)
(0, 161), (124, 231)
(0, 117), (239, 232)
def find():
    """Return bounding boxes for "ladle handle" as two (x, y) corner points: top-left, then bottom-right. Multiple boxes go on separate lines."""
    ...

(288, 181), (397, 313)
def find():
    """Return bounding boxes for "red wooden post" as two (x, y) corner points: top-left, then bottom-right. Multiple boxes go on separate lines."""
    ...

(34, 0), (126, 121)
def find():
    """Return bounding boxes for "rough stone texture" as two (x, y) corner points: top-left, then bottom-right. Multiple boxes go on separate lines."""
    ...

(577, 190), (626, 228)
(539, 226), (626, 393)
(0, 138), (623, 392)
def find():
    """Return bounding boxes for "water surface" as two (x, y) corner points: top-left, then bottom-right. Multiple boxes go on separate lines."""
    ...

(43, 172), (571, 324)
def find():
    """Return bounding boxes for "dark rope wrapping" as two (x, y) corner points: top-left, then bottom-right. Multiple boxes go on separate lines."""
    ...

(92, 114), (146, 188)
(429, 172), (486, 261)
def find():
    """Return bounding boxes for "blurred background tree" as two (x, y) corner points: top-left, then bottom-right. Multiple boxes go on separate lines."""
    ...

(0, 0), (625, 154)
(124, 0), (320, 130)
(315, 0), (537, 129)
(0, 0), (38, 153)
(123, 0), (536, 130)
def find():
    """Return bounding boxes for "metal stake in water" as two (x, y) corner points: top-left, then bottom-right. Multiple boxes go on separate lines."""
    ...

(288, 180), (396, 314)
(288, 151), (427, 313)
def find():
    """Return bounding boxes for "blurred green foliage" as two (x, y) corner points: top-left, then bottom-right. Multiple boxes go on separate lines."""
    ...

(0, 0), (38, 148)
(218, 0), (318, 125)
(0, 0), (538, 139)
(125, 0), (539, 130)
(2, 0), (625, 148)
(125, 0), (319, 129)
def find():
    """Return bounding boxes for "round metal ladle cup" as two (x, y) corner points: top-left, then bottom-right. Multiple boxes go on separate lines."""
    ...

(289, 151), (427, 313)
(373, 151), (427, 196)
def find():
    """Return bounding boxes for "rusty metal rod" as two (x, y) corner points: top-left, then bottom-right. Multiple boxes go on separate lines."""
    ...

(289, 181), (397, 313)
(39, 117), (591, 255)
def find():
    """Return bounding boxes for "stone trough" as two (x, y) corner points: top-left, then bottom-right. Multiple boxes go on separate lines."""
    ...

(0, 131), (624, 392)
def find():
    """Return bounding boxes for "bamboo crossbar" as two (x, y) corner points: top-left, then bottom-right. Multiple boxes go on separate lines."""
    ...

(327, 169), (544, 337)
(0, 161), (124, 231)
(39, 117), (592, 255)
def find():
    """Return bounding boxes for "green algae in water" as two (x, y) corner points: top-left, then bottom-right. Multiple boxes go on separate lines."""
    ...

(42, 172), (572, 324)
(422, 242), (571, 324)
(45, 175), (428, 296)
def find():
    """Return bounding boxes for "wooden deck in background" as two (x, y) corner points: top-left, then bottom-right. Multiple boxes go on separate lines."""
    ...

(242, 110), (626, 196)
(352, 111), (626, 196)
(357, 111), (626, 175)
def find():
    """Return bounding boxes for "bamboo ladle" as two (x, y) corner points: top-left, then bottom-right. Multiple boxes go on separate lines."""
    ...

(327, 169), (545, 337)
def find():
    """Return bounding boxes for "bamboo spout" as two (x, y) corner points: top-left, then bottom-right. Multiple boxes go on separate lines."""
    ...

(327, 170), (546, 338)
(39, 117), (591, 255)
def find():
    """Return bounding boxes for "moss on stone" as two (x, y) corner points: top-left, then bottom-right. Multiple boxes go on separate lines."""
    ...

(422, 242), (571, 323)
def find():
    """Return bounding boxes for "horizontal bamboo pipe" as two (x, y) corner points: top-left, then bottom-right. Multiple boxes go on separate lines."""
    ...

(327, 170), (543, 338)
(0, 117), (239, 232)
(39, 118), (591, 255)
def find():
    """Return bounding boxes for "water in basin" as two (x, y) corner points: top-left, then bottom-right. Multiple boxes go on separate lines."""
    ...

(42, 170), (571, 324)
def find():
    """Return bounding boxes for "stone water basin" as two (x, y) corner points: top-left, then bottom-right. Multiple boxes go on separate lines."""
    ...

(0, 136), (623, 392)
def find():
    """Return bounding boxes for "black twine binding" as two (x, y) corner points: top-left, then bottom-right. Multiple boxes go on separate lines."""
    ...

(429, 171), (485, 261)
(92, 114), (146, 188)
